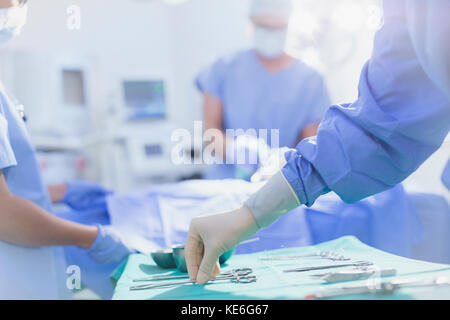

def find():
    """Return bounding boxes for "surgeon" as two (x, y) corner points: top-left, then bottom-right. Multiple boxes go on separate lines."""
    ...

(196, 0), (331, 180)
(186, 0), (450, 284)
(0, 0), (133, 299)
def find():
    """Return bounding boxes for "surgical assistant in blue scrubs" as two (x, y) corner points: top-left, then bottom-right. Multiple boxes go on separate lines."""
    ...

(196, 0), (331, 180)
(186, 0), (450, 284)
(0, 0), (133, 299)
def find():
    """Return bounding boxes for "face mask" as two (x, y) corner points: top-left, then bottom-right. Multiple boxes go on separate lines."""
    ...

(253, 26), (287, 59)
(0, 5), (28, 46)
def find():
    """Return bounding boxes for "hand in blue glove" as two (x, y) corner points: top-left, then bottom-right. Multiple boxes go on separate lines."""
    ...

(61, 180), (113, 211)
(86, 225), (135, 264)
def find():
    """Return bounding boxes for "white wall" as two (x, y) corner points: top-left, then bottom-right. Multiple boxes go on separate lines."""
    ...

(3, 0), (174, 124)
(167, 0), (253, 129)
(2, 0), (377, 135)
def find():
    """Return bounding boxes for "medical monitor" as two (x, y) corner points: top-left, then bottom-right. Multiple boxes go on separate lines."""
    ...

(123, 80), (166, 120)
(62, 69), (86, 107)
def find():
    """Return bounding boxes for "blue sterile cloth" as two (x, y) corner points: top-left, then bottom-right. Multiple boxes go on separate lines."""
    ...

(58, 179), (450, 299)
(111, 236), (450, 300)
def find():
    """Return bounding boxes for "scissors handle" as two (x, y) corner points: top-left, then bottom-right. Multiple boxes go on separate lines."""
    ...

(233, 275), (257, 284)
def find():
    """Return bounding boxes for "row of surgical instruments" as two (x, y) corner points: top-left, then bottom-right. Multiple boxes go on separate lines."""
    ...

(261, 251), (398, 283)
(306, 276), (450, 299)
(130, 268), (256, 291)
(130, 250), (407, 295)
(259, 251), (351, 262)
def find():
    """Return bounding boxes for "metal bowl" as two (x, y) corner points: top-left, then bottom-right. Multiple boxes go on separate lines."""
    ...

(219, 249), (235, 265)
(171, 245), (235, 273)
(172, 244), (187, 273)
(150, 248), (176, 269)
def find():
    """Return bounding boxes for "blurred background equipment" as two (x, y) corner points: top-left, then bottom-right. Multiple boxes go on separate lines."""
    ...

(0, 0), (446, 198)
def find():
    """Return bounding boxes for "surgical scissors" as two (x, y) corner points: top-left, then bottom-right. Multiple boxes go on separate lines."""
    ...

(130, 268), (256, 291)
(283, 261), (373, 273)
(133, 268), (253, 282)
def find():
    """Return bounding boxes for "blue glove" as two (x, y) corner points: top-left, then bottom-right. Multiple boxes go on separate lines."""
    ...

(61, 180), (113, 211)
(86, 225), (135, 264)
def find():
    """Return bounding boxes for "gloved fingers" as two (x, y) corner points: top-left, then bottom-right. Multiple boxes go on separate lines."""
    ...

(196, 245), (222, 284)
(185, 226), (204, 281)
(212, 261), (221, 278)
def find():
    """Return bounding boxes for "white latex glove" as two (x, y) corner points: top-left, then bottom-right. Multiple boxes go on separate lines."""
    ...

(185, 206), (260, 284)
(185, 172), (300, 284)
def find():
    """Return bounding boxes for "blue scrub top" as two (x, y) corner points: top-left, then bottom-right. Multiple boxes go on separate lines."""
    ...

(196, 49), (331, 179)
(0, 87), (52, 209)
(282, 0), (450, 207)
(0, 83), (68, 299)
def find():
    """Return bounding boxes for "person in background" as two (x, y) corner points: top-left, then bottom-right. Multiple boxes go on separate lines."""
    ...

(0, 0), (133, 299)
(196, 0), (331, 180)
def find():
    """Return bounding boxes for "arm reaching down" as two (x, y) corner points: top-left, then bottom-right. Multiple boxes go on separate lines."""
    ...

(0, 170), (97, 248)
(0, 171), (134, 263)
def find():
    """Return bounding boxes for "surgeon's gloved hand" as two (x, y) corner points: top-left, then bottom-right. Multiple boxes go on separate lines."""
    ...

(61, 180), (113, 211)
(186, 171), (301, 284)
(185, 206), (260, 284)
(86, 225), (135, 264)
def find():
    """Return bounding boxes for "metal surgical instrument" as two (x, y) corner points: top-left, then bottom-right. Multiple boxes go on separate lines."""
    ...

(311, 267), (397, 283)
(259, 251), (350, 262)
(283, 261), (373, 273)
(130, 268), (256, 291)
(306, 276), (450, 299)
(132, 268), (253, 282)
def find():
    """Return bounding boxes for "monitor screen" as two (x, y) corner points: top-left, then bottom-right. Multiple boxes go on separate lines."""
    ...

(62, 69), (86, 106)
(123, 80), (166, 119)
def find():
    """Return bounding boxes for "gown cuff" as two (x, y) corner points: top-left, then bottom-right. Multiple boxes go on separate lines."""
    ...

(244, 171), (301, 228)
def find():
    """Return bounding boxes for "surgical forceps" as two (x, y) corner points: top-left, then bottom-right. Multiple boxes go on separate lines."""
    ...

(259, 251), (350, 262)
(130, 268), (256, 291)
(133, 268), (253, 282)
(283, 261), (373, 273)
(306, 276), (450, 299)
(311, 267), (397, 283)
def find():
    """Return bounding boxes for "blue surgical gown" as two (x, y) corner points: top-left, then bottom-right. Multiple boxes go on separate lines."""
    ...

(442, 159), (450, 191)
(196, 49), (331, 179)
(282, 0), (450, 207)
(0, 83), (69, 299)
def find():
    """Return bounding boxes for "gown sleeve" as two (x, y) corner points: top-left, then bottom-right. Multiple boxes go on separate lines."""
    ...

(281, 0), (450, 207)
